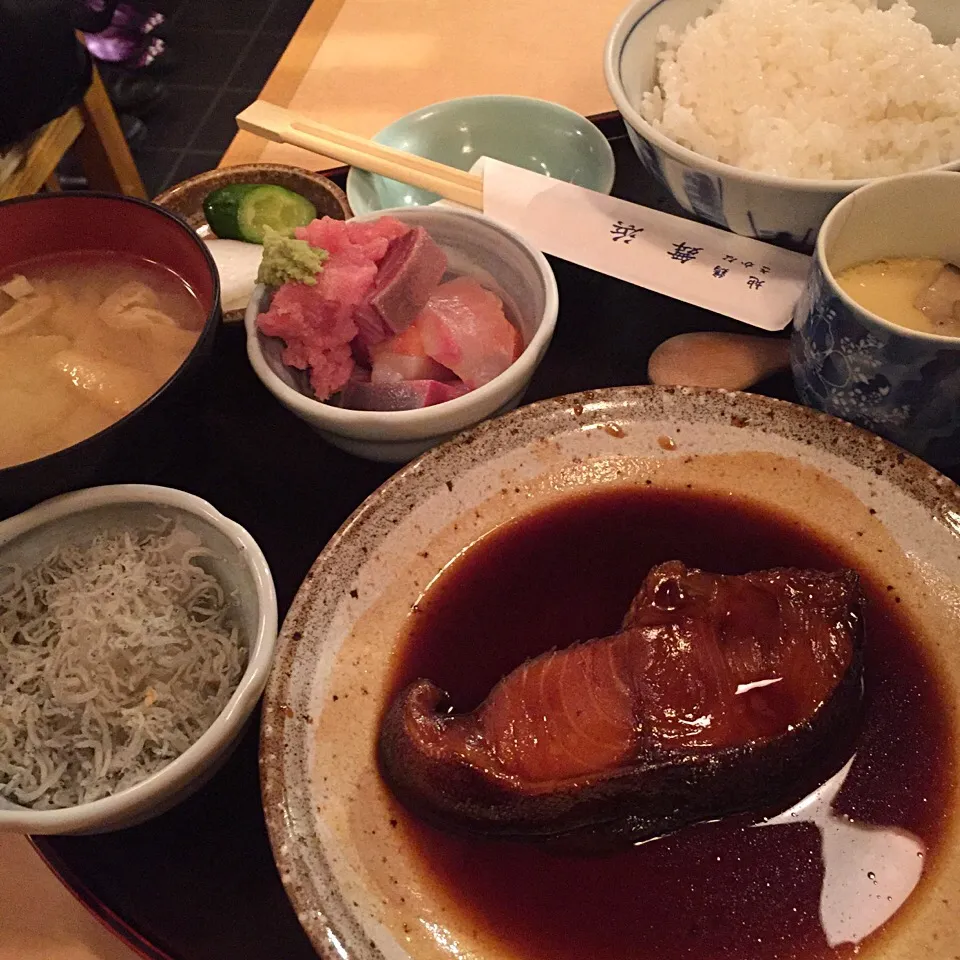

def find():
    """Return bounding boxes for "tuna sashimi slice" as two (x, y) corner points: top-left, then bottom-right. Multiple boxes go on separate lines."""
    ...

(295, 215), (409, 262)
(345, 217), (410, 261)
(370, 322), (452, 384)
(304, 342), (355, 400)
(315, 257), (378, 307)
(351, 304), (390, 360)
(295, 218), (358, 256)
(257, 283), (359, 352)
(257, 283), (358, 400)
(339, 378), (468, 411)
(368, 227), (448, 335)
(416, 277), (524, 390)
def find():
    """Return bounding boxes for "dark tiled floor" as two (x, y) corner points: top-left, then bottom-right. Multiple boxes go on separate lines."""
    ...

(102, 0), (313, 196)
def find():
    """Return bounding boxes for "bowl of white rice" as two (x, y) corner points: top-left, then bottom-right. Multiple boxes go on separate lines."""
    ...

(0, 484), (277, 834)
(604, 0), (960, 248)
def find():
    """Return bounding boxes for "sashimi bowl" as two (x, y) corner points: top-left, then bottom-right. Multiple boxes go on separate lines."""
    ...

(244, 205), (559, 462)
(0, 484), (277, 835)
(604, 0), (960, 248)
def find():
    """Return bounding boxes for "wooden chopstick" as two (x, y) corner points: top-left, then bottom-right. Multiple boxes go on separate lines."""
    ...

(236, 101), (484, 210)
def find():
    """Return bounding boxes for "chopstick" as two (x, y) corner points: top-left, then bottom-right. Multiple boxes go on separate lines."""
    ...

(236, 101), (485, 211)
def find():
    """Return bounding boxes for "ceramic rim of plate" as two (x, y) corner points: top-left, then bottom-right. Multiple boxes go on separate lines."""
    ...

(260, 385), (960, 960)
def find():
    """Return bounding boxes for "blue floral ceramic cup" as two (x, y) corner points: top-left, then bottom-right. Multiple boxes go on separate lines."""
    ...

(791, 172), (960, 469)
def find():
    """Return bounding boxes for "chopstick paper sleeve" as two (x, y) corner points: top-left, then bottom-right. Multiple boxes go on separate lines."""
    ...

(479, 158), (810, 332)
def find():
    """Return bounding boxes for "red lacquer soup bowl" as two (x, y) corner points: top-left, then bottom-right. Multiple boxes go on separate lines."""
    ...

(0, 192), (221, 518)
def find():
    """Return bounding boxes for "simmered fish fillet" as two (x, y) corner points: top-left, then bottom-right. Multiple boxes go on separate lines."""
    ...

(378, 562), (864, 850)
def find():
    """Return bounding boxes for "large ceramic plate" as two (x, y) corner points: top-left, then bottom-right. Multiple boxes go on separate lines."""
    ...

(261, 386), (960, 960)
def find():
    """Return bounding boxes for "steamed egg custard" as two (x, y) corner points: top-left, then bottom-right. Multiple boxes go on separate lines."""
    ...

(0, 251), (205, 469)
(835, 259), (960, 336)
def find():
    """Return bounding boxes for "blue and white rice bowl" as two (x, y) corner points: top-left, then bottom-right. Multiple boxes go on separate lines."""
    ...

(603, 0), (960, 249)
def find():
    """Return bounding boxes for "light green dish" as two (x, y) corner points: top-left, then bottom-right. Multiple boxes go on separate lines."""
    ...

(345, 95), (616, 215)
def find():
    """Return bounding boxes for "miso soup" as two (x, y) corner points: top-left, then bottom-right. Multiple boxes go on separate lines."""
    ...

(0, 251), (205, 469)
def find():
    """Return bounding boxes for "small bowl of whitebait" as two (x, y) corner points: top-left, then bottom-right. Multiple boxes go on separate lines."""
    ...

(0, 484), (277, 834)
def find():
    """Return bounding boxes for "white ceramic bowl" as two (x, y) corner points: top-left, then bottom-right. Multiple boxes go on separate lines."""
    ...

(245, 205), (559, 462)
(0, 485), (277, 835)
(604, 0), (960, 248)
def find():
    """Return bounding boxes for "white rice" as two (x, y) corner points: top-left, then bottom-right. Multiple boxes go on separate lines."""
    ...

(639, 0), (960, 179)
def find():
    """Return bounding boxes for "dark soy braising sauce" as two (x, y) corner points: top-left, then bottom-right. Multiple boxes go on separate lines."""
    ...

(385, 488), (955, 960)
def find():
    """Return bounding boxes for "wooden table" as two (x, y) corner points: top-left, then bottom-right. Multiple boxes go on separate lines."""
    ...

(0, 835), (140, 960)
(221, 0), (346, 168)
(221, 0), (624, 171)
(5, 2), (624, 955)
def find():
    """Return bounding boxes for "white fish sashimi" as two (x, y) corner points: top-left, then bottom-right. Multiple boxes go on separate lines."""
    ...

(204, 238), (263, 316)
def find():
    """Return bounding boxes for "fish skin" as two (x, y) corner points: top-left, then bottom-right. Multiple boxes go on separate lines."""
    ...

(378, 563), (864, 851)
